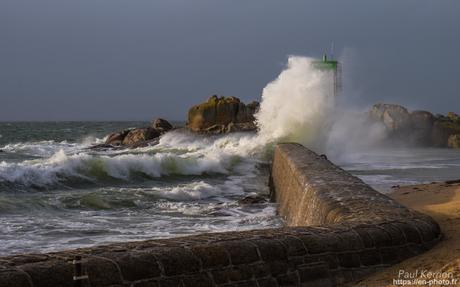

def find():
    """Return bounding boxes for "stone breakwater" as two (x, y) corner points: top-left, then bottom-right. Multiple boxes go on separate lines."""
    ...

(0, 144), (441, 287)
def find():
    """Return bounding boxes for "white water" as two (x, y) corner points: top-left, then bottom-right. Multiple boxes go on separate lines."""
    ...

(0, 56), (337, 189)
(256, 56), (335, 150)
(2, 56), (460, 255)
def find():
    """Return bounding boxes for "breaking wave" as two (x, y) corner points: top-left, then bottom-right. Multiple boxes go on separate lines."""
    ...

(0, 133), (258, 188)
(0, 56), (336, 190)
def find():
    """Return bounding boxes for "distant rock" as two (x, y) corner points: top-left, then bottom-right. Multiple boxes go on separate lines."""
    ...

(448, 134), (460, 148)
(431, 116), (460, 147)
(410, 110), (435, 145)
(369, 103), (460, 148)
(447, 112), (460, 123)
(187, 95), (259, 134)
(369, 103), (411, 133)
(101, 118), (173, 148)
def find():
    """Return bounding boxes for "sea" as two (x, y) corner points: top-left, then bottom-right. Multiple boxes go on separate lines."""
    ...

(1, 122), (460, 256)
(2, 57), (460, 256)
(0, 122), (282, 255)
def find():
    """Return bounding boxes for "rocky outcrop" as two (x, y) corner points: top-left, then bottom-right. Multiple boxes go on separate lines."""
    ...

(121, 127), (161, 146)
(370, 103), (460, 148)
(370, 103), (411, 133)
(409, 111), (435, 145)
(187, 95), (259, 134)
(103, 118), (173, 148)
(448, 134), (460, 148)
(104, 129), (131, 146)
(447, 112), (460, 123)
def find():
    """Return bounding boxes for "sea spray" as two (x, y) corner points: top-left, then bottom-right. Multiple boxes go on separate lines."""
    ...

(325, 109), (388, 162)
(0, 57), (403, 255)
(256, 56), (335, 150)
(0, 56), (339, 188)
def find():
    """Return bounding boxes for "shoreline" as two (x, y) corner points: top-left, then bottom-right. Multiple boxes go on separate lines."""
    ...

(355, 181), (460, 286)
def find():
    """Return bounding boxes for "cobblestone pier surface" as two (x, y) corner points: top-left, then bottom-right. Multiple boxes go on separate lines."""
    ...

(0, 143), (441, 287)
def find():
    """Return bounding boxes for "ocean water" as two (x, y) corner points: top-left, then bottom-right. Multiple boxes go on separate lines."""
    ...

(0, 122), (282, 255)
(337, 147), (460, 192)
(2, 122), (459, 256)
(2, 56), (459, 256)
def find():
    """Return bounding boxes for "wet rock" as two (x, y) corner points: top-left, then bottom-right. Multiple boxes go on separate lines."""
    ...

(100, 118), (173, 148)
(187, 95), (259, 134)
(151, 118), (173, 132)
(238, 195), (267, 205)
(105, 129), (131, 146)
(128, 138), (160, 149)
(122, 128), (161, 146)
(87, 143), (122, 151)
(369, 103), (411, 132)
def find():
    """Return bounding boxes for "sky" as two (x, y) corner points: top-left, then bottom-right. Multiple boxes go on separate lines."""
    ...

(1, 0), (459, 121)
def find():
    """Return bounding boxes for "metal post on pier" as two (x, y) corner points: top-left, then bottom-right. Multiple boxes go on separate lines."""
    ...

(73, 255), (88, 287)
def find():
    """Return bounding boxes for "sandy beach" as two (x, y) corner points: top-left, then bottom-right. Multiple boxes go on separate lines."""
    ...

(355, 181), (460, 286)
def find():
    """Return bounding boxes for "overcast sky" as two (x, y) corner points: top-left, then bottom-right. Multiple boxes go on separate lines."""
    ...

(1, 0), (459, 121)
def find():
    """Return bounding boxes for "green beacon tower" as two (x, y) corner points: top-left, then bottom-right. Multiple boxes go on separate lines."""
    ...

(313, 54), (341, 97)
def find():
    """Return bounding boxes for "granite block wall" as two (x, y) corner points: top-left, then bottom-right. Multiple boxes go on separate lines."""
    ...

(0, 143), (441, 287)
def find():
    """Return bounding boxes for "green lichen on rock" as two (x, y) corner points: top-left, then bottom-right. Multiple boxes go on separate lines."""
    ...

(447, 112), (460, 123)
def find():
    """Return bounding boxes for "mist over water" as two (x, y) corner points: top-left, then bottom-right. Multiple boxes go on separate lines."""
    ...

(256, 56), (460, 192)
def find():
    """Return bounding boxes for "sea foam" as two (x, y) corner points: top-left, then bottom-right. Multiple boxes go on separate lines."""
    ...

(0, 56), (336, 189)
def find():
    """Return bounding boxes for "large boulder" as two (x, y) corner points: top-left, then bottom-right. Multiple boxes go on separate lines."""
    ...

(105, 129), (131, 146)
(187, 95), (259, 134)
(370, 103), (460, 147)
(431, 118), (460, 147)
(369, 103), (411, 132)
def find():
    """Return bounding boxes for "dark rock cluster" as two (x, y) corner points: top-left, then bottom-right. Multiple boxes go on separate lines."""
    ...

(100, 118), (173, 148)
(96, 96), (259, 149)
(369, 103), (460, 148)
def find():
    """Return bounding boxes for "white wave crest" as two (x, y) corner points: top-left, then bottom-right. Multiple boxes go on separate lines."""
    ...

(1, 56), (337, 188)
(0, 145), (241, 187)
